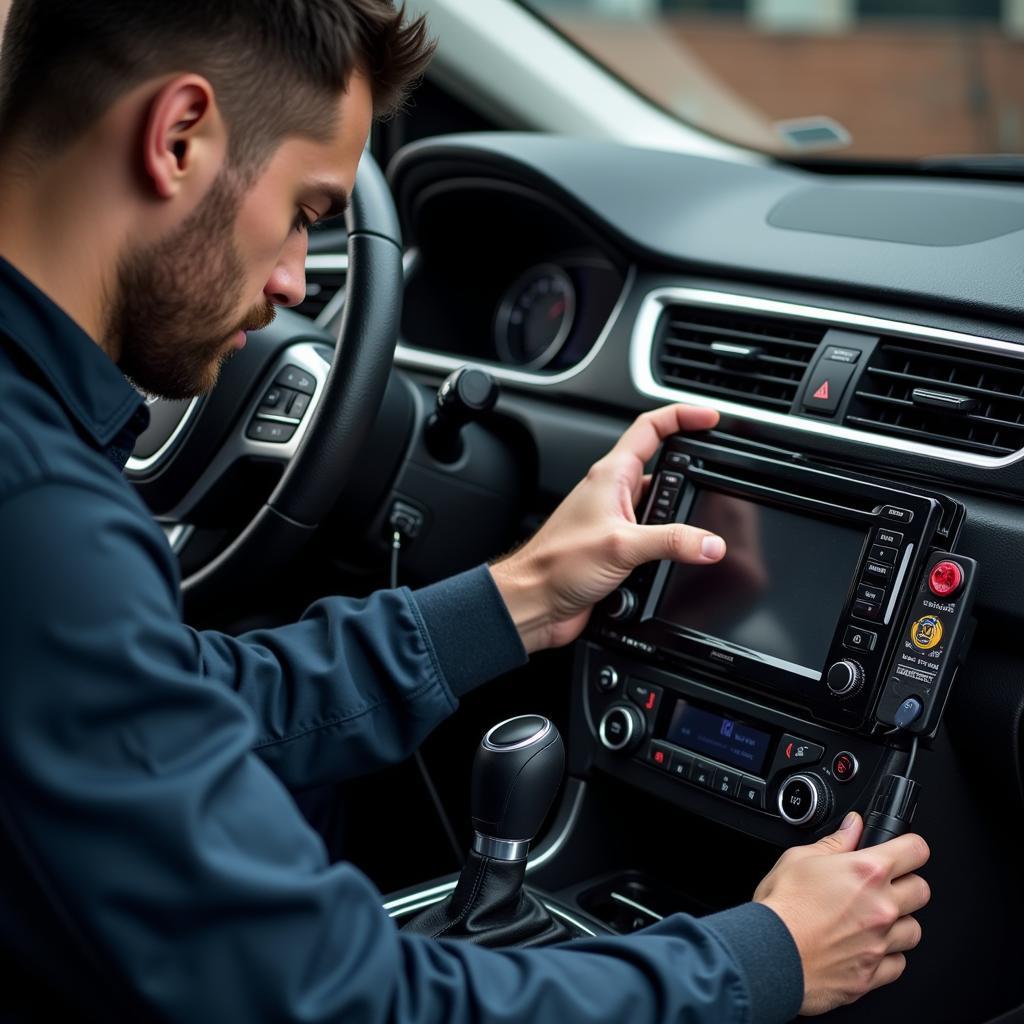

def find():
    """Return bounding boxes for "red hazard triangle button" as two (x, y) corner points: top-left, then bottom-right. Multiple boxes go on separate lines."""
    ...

(801, 361), (856, 415)
(812, 380), (830, 401)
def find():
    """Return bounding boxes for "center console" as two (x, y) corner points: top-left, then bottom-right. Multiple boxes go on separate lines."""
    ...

(571, 437), (977, 841)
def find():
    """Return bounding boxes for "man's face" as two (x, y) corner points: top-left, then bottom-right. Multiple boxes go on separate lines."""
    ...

(112, 72), (373, 400)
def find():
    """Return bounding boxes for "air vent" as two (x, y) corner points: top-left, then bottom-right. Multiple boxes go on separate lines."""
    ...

(653, 305), (824, 410)
(845, 339), (1024, 457)
(296, 256), (347, 324)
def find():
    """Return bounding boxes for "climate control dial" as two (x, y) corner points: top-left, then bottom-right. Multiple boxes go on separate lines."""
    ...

(777, 772), (833, 828)
(598, 703), (646, 753)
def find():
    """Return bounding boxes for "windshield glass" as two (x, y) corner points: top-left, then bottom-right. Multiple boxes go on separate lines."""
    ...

(521, 0), (1024, 162)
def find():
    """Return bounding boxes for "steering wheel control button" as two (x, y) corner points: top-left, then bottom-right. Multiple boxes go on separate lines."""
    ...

(851, 600), (882, 622)
(880, 505), (914, 524)
(246, 419), (296, 443)
(778, 773), (830, 827)
(777, 734), (824, 768)
(861, 559), (894, 585)
(691, 760), (716, 790)
(669, 751), (693, 781)
(876, 527), (905, 548)
(737, 777), (766, 809)
(894, 697), (924, 729)
(827, 660), (865, 698)
(831, 751), (859, 783)
(869, 543), (898, 565)
(627, 680), (662, 721)
(275, 365), (316, 395)
(802, 360), (857, 416)
(929, 560), (964, 597)
(659, 471), (684, 490)
(260, 386), (286, 412)
(288, 392), (311, 419)
(598, 704), (644, 753)
(910, 615), (943, 650)
(646, 741), (672, 771)
(595, 665), (619, 693)
(844, 624), (878, 652)
(857, 583), (886, 606)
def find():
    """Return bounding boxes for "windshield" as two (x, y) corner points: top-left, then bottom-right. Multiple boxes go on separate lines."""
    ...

(521, 0), (1024, 163)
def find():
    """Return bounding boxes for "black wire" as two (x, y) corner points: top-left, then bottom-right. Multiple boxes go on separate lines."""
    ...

(905, 734), (919, 778)
(390, 530), (465, 869)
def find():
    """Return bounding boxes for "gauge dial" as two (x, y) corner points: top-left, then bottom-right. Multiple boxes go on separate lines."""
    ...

(494, 264), (576, 369)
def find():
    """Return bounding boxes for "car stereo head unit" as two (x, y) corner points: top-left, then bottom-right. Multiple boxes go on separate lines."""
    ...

(592, 438), (962, 732)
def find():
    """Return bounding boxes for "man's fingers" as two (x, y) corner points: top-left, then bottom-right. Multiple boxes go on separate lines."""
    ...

(867, 953), (907, 993)
(885, 915), (923, 955)
(610, 405), (720, 468)
(620, 522), (726, 569)
(890, 874), (931, 917)
(813, 812), (863, 854)
(876, 833), (931, 880)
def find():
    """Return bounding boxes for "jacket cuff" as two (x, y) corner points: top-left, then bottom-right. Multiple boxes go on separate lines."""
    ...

(700, 903), (804, 1024)
(411, 565), (528, 698)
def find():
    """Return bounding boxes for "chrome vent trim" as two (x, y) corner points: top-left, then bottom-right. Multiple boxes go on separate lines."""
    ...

(846, 338), (1024, 457)
(631, 287), (1024, 469)
(653, 303), (822, 410)
(298, 254), (349, 326)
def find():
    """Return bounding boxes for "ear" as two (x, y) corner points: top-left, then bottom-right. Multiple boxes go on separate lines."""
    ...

(141, 75), (225, 200)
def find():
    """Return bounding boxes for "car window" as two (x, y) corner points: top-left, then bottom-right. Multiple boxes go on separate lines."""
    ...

(519, 0), (1024, 162)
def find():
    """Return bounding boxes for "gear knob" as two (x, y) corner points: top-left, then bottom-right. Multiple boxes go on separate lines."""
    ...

(470, 715), (564, 861)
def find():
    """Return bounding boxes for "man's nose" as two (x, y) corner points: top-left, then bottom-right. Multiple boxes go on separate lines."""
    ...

(264, 233), (308, 308)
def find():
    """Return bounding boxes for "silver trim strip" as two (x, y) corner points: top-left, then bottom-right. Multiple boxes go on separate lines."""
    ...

(482, 715), (551, 752)
(630, 286), (1024, 469)
(386, 895), (598, 938)
(610, 891), (664, 923)
(472, 833), (530, 861)
(384, 880), (457, 914)
(777, 773), (820, 826)
(393, 266), (637, 387)
(126, 397), (200, 473)
(543, 903), (597, 937)
(884, 542), (915, 625)
(305, 254), (350, 272)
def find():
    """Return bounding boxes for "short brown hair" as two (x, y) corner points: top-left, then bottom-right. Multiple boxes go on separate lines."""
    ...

(0, 0), (435, 167)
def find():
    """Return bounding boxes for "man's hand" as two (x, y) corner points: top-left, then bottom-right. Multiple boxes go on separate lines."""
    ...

(754, 812), (931, 1015)
(489, 404), (726, 653)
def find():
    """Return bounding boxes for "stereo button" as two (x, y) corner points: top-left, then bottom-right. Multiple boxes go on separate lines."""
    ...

(862, 560), (894, 584)
(669, 751), (693, 780)
(737, 777), (766, 809)
(876, 527), (904, 548)
(857, 583), (886, 606)
(844, 624), (878, 652)
(880, 505), (914, 524)
(776, 734), (824, 768)
(691, 760), (716, 790)
(851, 600), (882, 622)
(869, 544), (898, 565)
(714, 770), (741, 799)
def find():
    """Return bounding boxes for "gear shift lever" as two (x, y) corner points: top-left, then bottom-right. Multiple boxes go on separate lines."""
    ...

(402, 715), (571, 947)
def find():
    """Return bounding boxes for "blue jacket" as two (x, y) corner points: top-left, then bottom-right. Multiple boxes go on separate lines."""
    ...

(0, 254), (803, 1023)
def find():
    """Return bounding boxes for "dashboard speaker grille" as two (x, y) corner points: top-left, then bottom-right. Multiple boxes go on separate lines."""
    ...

(652, 305), (823, 411)
(845, 339), (1024, 457)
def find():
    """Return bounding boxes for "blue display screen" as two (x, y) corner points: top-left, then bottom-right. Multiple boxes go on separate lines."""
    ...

(665, 700), (772, 775)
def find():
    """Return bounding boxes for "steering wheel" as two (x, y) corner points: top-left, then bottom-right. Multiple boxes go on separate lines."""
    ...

(127, 152), (404, 614)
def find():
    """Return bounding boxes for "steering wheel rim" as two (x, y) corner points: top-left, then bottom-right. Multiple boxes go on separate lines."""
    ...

(182, 151), (404, 612)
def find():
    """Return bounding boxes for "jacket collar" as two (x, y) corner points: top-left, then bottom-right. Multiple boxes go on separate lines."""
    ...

(0, 254), (144, 448)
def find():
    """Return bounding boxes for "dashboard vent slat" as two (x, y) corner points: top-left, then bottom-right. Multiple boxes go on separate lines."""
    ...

(654, 305), (823, 411)
(843, 337), (1024, 457)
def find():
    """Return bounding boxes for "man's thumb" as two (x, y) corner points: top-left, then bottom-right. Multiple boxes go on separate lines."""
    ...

(623, 523), (726, 569)
(815, 811), (863, 853)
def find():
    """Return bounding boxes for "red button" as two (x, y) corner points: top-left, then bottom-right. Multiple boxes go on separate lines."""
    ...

(929, 560), (963, 597)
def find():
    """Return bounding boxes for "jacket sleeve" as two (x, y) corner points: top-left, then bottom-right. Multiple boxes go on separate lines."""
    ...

(0, 480), (803, 1024)
(188, 557), (527, 788)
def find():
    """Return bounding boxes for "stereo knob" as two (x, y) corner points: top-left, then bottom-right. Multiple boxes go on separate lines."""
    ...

(777, 772), (833, 828)
(598, 703), (645, 753)
(826, 659), (864, 698)
(607, 588), (638, 621)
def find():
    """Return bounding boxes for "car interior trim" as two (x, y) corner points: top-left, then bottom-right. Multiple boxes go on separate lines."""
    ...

(630, 286), (1024, 469)
(610, 891), (664, 922)
(125, 396), (200, 473)
(393, 265), (636, 385)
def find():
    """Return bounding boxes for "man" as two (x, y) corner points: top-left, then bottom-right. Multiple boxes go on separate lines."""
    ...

(0, 2), (929, 1022)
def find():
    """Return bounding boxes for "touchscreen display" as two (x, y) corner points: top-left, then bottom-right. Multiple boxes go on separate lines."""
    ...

(665, 700), (772, 775)
(655, 491), (866, 678)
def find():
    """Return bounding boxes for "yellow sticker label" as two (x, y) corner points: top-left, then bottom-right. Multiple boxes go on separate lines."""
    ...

(911, 615), (943, 650)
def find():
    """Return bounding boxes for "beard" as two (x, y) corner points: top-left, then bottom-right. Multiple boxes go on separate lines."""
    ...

(109, 170), (276, 400)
